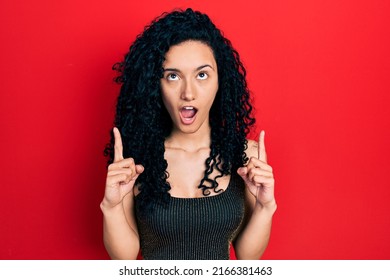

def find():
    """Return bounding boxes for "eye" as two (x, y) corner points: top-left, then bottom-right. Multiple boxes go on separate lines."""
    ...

(166, 73), (179, 81)
(197, 72), (208, 80)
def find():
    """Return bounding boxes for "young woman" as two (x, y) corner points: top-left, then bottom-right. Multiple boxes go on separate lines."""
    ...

(101, 8), (276, 260)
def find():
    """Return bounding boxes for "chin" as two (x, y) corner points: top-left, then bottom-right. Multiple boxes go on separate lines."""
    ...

(172, 120), (205, 135)
(177, 125), (202, 134)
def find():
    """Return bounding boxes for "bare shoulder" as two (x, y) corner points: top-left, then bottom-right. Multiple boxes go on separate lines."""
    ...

(245, 139), (258, 159)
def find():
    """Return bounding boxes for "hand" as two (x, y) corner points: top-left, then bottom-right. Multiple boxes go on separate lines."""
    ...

(102, 127), (144, 208)
(237, 131), (275, 208)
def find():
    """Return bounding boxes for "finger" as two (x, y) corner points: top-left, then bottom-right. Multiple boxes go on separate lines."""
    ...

(107, 169), (132, 178)
(252, 175), (274, 187)
(237, 167), (252, 185)
(135, 164), (145, 174)
(248, 168), (273, 182)
(113, 127), (124, 163)
(247, 157), (273, 172)
(237, 167), (248, 177)
(107, 163), (135, 177)
(106, 173), (132, 186)
(108, 158), (136, 171)
(258, 130), (267, 163)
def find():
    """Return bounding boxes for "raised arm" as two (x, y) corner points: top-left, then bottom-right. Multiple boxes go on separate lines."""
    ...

(235, 131), (277, 259)
(100, 127), (144, 259)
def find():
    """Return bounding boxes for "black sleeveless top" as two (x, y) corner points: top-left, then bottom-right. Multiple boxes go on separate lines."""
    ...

(134, 174), (246, 260)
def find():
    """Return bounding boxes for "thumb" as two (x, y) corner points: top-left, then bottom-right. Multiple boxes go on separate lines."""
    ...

(237, 167), (248, 177)
(135, 164), (144, 175)
(130, 165), (144, 183)
(237, 167), (253, 186)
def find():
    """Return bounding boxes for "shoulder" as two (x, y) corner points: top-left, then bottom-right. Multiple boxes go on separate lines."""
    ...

(245, 138), (258, 159)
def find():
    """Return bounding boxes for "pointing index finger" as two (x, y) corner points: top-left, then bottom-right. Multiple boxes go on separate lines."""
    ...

(113, 127), (124, 163)
(258, 130), (267, 163)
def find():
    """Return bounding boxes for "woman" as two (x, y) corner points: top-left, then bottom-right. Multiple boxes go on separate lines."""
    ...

(101, 8), (276, 260)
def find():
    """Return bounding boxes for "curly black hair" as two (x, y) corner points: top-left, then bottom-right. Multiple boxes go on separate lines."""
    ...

(105, 8), (255, 214)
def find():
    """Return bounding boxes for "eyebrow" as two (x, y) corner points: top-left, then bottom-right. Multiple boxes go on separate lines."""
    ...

(162, 64), (214, 72)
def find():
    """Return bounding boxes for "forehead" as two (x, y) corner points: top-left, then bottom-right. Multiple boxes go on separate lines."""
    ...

(163, 41), (217, 68)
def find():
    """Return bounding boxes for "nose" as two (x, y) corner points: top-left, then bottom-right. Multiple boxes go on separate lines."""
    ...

(180, 79), (195, 101)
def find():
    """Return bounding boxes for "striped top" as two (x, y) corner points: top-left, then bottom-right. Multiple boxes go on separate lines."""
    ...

(134, 174), (246, 260)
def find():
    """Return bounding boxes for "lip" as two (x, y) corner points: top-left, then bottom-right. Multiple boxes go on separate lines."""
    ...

(179, 106), (198, 125)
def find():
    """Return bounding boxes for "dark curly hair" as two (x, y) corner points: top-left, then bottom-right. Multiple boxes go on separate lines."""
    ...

(105, 8), (255, 214)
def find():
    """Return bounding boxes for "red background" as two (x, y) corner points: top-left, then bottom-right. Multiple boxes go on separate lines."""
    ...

(1, 0), (389, 259)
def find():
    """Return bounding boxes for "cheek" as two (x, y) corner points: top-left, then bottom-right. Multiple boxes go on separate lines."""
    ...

(160, 84), (170, 104)
(162, 96), (173, 112)
(161, 91), (176, 117)
(205, 84), (219, 107)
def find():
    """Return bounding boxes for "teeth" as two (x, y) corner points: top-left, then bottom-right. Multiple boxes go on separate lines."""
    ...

(183, 106), (194, 110)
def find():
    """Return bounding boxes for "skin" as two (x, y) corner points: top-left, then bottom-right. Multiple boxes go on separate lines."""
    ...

(101, 40), (276, 259)
(161, 40), (226, 197)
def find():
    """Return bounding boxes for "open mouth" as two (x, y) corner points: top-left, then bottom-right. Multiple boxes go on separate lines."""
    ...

(179, 106), (198, 125)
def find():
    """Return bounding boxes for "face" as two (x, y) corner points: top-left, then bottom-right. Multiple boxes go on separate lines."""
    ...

(160, 40), (219, 135)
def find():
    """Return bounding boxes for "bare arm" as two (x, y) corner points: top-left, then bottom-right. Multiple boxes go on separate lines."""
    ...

(101, 127), (143, 259)
(234, 189), (276, 259)
(235, 131), (277, 259)
(101, 193), (140, 259)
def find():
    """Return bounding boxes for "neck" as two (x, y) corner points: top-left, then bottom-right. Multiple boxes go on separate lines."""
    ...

(165, 125), (212, 152)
